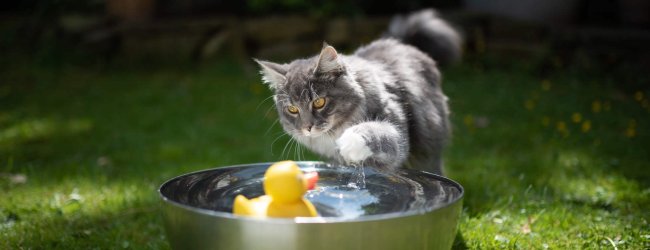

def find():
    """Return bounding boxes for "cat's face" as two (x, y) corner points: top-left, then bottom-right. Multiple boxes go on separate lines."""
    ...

(256, 45), (363, 138)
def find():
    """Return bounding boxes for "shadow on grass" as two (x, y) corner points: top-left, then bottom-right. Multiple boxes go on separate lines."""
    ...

(452, 231), (468, 250)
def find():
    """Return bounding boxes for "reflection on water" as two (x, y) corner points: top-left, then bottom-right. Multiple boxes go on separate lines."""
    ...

(306, 164), (373, 218)
(160, 162), (462, 219)
(306, 185), (378, 218)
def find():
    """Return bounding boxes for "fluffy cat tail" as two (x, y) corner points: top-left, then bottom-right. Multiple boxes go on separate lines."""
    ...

(385, 9), (463, 66)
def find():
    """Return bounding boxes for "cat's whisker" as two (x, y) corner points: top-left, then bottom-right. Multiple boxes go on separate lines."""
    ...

(263, 104), (277, 118)
(289, 137), (296, 160)
(293, 139), (299, 161)
(288, 131), (300, 159)
(264, 119), (280, 136)
(281, 137), (293, 160)
(297, 143), (301, 161)
(291, 137), (299, 160)
(255, 94), (276, 112)
(296, 140), (303, 161)
(271, 132), (290, 156)
(286, 137), (293, 160)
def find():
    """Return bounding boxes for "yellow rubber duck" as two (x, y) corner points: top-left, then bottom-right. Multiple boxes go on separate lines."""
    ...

(233, 161), (319, 218)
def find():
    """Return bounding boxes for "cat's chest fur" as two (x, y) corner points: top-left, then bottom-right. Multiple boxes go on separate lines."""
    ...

(294, 133), (340, 159)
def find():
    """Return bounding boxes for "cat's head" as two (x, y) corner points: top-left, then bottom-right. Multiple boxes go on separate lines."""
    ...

(255, 44), (363, 138)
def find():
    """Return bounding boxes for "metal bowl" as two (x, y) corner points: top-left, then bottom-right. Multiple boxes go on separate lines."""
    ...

(159, 161), (463, 250)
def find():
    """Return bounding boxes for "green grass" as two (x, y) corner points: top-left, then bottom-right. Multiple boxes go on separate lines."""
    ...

(1, 56), (648, 249)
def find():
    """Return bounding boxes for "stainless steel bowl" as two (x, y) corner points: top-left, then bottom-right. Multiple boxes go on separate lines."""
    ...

(159, 161), (463, 250)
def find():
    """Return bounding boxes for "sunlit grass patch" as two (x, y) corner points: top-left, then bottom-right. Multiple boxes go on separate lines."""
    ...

(1, 177), (164, 249)
(0, 118), (93, 147)
(460, 201), (648, 249)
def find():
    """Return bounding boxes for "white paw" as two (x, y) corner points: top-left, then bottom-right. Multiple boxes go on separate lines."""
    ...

(336, 129), (373, 163)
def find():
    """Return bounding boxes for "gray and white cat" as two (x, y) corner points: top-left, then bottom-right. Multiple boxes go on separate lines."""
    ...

(255, 9), (461, 175)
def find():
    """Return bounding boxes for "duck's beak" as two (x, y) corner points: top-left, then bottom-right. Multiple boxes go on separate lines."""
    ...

(304, 172), (319, 190)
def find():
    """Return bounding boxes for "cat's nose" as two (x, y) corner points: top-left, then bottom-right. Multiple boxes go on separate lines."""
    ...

(303, 124), (314, 135)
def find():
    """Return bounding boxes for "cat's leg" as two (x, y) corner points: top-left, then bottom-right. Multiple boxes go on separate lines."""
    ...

(335, 121), (408, 172)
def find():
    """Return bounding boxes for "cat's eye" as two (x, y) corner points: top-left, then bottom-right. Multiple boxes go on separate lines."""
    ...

(287, 105), (299, 114)
(313, 97), (326, 109)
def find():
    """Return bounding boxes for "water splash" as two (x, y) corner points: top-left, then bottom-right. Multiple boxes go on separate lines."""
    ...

(346, 164), (366, 189)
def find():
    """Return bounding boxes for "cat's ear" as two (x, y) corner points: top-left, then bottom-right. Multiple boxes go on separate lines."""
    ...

(254, 59), (287, 90)
(315, 43), (343, 74)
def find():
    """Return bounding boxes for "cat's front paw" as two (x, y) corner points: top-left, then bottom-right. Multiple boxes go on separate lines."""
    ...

(336, 129), (372, 163)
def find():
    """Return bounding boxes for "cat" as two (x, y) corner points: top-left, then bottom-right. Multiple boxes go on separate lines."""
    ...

(255, 9), (461, 175)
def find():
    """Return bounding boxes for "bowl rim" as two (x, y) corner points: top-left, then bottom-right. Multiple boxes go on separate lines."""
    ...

(158, 161), (464, 224)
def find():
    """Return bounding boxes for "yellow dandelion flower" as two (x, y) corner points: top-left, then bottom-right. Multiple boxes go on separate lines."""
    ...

(634, 91), (644, 101)
(464, 115), (474, 127)
(592, 100), (602, 113)
(571, 113), (582, 123)
(556, 121), (567, 132)
(581, 120), (591, 133)
(625, 128), (636, 138)
(541, 80), (551, 91)
(542, 116), (550, 127)
(525, 100), (535, 110)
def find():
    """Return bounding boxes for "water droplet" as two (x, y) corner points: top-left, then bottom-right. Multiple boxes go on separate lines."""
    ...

(347, 164), (366, 189)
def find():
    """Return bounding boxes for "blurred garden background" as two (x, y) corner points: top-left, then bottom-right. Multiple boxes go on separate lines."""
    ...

(1, 0), (649, 249)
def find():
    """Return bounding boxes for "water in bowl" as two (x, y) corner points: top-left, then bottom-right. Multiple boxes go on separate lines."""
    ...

(305, 164), (435, 218)
(164, 162), (461, 219)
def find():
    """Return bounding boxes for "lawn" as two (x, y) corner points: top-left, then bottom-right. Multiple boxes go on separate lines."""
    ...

(1, 54), (648, 249)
